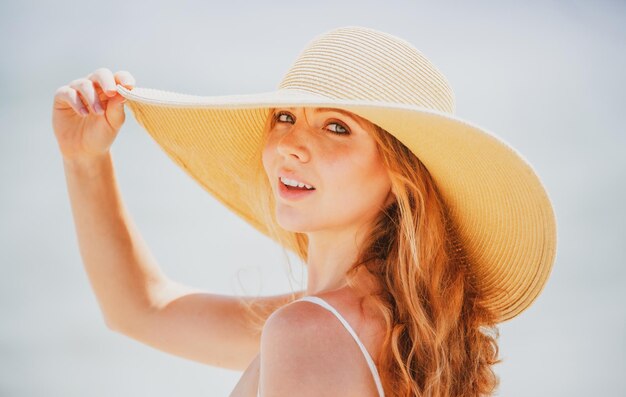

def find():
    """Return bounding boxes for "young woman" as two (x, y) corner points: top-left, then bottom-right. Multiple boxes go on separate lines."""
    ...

(52, 26), (557, 397)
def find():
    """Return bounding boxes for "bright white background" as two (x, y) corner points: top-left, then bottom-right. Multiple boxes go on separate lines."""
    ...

(1, 1), (624, 396)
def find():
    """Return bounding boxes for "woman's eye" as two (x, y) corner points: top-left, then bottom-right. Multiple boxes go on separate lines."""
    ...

(275, 112), (293, 123)
(327, 122), (349, 135)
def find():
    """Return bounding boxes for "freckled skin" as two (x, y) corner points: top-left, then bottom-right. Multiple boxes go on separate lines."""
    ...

(262, 107), (393, 235)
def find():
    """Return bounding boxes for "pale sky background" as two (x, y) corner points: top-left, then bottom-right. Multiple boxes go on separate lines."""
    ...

(1, 0), (625, 396)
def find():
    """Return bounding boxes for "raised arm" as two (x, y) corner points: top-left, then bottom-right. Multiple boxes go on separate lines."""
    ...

(53, 68), (304, 371)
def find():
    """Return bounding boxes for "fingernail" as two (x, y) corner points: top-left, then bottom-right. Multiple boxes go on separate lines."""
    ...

(79, 108), (88, 116)
(94, 103), (103, 114)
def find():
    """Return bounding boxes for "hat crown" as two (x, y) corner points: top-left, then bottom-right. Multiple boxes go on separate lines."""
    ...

(278, 26), (456, 114)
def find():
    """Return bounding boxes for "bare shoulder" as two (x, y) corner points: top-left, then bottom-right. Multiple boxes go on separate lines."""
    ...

(259, 299), (364, 397)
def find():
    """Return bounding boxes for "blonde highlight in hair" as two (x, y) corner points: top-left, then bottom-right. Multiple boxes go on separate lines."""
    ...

(241, 107), (501, 396)
(349, 118), (502, 396)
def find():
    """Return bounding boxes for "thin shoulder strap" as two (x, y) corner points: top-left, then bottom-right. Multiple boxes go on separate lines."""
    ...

(296, 296), (385, 397)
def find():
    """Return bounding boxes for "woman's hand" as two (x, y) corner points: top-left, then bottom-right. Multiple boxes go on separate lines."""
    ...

(52, 68), (136, 163)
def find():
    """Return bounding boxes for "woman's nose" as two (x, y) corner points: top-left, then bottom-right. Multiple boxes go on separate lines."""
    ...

(275, 124), (311, 162)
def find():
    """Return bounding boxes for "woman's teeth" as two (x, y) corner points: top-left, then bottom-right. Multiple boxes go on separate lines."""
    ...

(280, 176), (315, 190)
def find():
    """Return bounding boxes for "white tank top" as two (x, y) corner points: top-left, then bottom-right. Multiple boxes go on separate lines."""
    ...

(257, 295), (384, 397)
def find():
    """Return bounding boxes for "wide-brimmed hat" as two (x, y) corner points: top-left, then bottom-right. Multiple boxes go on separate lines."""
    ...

(116, 25), (557, 323)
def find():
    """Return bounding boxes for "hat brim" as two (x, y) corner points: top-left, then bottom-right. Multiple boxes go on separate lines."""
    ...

(117, 84), (557, 323)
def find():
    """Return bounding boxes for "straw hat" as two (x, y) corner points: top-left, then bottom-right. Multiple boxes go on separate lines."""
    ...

(116, 25), (557, 323)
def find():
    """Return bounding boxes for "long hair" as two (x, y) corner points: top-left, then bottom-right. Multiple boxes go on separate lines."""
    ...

(241, 107), (501, 397)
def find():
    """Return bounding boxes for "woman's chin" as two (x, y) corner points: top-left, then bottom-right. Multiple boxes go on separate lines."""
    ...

(274, 212), (320, 233)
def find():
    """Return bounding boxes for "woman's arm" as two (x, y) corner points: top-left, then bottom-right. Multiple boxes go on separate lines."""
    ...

(63, 153), (303, 369)
(63, 152), (166, 328)
(54, 68), (307, 370)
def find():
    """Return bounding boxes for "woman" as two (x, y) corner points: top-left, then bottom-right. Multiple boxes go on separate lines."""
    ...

(52, 26), (557, 396)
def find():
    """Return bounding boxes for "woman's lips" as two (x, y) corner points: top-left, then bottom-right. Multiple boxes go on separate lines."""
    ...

(278, 178), (316, 200)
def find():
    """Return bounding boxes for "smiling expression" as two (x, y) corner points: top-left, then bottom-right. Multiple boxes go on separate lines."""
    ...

(261, 107), (394, 233)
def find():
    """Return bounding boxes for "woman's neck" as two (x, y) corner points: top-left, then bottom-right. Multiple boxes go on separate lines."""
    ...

(304, 224), (369, 295)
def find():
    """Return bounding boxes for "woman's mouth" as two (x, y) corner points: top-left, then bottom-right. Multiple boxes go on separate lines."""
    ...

(278, 177), (316, 200)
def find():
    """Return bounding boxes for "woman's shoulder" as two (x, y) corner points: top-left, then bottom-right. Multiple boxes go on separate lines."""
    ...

(262, 290), (352, 342)
(263, 289), (384, 362)
(259, 287), (384, 395)
(258, 294), (357, 395)
(267, 287), (377, 335)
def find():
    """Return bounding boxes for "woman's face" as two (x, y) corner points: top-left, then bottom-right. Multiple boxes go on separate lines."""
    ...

(262, 107), (394, 233)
